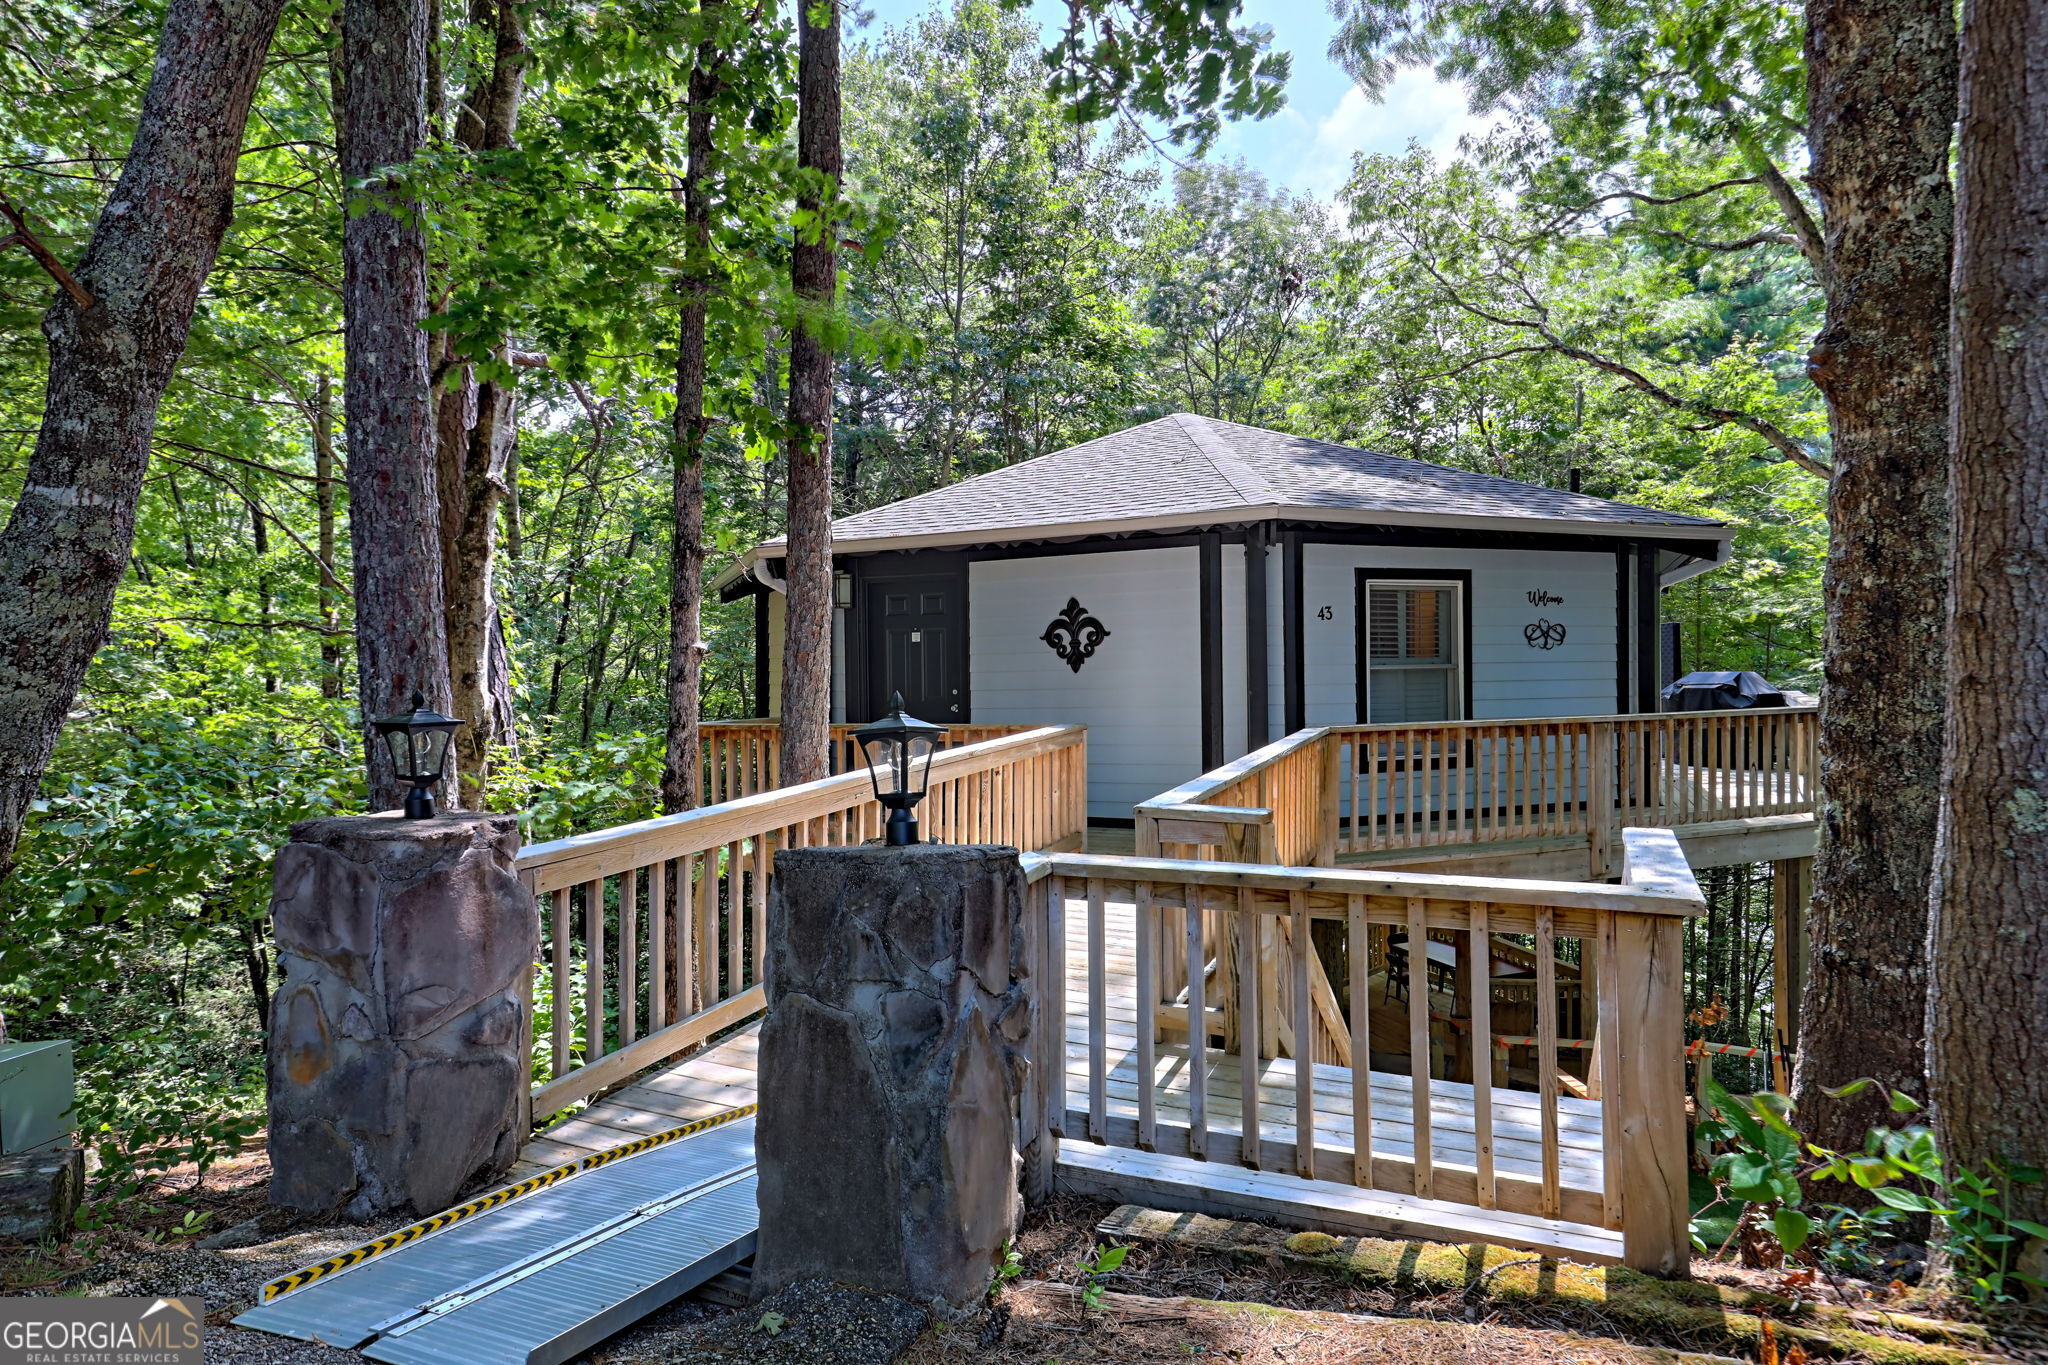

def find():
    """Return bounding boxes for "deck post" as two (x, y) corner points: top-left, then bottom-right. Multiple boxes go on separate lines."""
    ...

(1589, 733), (1616, 878)
(1448, 925), (1474, 1083)
(1609, 908), (1691, 1276)
(1317, 732), (1342, 867)
(1769, 855), (1811, 1093)
(1022, 872), (1058, 1204)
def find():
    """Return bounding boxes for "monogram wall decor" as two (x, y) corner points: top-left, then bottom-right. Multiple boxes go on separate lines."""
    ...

(1041, 597), (1111, 673)
(1524, 618), (1568, 650)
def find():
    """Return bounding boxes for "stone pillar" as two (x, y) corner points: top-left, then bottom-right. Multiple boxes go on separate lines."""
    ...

(751, 846), (1030, 1311)
(265, 812), (534, 1218)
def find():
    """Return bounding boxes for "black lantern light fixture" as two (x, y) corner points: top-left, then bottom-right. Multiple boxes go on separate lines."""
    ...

(850, 691), (947, 846)
(371, 691), (465, 819)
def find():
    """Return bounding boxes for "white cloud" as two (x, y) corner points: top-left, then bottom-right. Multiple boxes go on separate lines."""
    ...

(1294, 73), (1505, 202)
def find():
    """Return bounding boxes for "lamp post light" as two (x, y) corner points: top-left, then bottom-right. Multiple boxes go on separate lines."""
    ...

(850, 692), (947, 846)
(370, 691), (465, 819)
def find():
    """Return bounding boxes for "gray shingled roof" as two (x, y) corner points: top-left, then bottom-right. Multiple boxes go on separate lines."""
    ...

(760, 414), (1723, 556)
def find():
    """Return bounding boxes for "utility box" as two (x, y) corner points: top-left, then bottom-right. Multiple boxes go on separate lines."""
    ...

(0, 1039), (75, 1154)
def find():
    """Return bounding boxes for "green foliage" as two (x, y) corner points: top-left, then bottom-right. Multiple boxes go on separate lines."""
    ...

(1694, 1079), (2048, 1303)
(1, 701), (354, 1191)
(527, 956), (588, 1095)
(840, 1), (1157, 496)
(988, 1238), (1024, 1301)
(1141, 163), (1326, 426)
(1027, 0), (1289, 150)
(1811, 1080), (2048, 1304)
(1077, 1242), (1128, 1311)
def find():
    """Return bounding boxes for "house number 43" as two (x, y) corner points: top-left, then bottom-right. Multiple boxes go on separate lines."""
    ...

(1316, 605), (1333, 620)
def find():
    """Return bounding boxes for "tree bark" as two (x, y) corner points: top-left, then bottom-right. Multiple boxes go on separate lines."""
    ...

(0, 0), (288, 882)
(778, 0), (839, 785)
(343, 0), (453, 811)
(1794, 0), (1956, 1155)
(661, 8), (725, 815)
(437, 0), (528, 805)
(1927, 0), (2048, 1228)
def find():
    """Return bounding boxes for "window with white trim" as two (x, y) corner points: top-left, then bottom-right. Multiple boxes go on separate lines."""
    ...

(1364, 581), (1463, 724)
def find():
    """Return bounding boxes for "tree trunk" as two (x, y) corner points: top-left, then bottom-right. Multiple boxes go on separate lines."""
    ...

(343, 0), (453, 811)
(0, 0), (288, 882)
(438, 0), (528, 804)
(1927, 0), (2048, 1228)
(778, 0), (839, 785)
(661, 9), (724, 816)
(782, 0), (847, 785)
(1793, 0), (1956, 1155)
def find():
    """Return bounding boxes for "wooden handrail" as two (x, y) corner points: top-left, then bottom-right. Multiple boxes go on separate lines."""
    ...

(1135, 727), (1333, 868)
(1340, 704), (1818, 733)
(1034, 829), (1704, 919)
(520, 725), (1085, 893)
(1135, 728), (1332, 815)
(521, 723), (1089, 1116)
(694, 720), (1038, 805)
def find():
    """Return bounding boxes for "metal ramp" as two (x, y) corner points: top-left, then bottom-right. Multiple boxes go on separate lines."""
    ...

(236, 1107), (759, 1365)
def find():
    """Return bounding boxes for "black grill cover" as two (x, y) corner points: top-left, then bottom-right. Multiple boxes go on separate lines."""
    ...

(1661, 670), (1789, 711)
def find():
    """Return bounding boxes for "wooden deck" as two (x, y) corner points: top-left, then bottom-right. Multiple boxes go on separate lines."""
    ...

(514, 891), (1619, 1260)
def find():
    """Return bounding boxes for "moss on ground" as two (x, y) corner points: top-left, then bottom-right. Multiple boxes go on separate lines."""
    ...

(1099, 1206), (1998, 1364)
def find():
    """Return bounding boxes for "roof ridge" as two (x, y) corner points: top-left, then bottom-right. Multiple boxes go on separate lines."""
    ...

(1172, 413), (1276, 507)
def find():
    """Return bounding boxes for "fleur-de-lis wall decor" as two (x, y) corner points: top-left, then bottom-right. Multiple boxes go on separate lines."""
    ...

(1041, 597), (1111, 673)
(1524, 618), (1568, 650)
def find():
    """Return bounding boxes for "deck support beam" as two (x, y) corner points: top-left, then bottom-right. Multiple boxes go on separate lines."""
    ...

(1246, 524), (1270, 749)
(1769, 855), (1811, 1094)
(1200, 533), (1225, 770)
(1609, 910), (1690, 1274)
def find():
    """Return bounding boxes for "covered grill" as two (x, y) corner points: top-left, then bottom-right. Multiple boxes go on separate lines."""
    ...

(1661, 670), (1790, 712)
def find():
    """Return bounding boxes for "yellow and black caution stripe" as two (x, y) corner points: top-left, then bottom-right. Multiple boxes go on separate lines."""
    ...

(572, 1101), (757, 1175)
(259, 1102), (760, 1303)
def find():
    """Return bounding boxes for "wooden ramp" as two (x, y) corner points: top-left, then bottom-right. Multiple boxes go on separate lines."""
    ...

(515, 893), (1616, 1261)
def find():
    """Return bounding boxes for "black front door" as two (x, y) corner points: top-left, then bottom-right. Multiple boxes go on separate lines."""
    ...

(863, 572), (968, 722)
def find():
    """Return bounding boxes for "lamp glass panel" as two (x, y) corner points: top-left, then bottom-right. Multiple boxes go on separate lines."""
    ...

(419, 726), (454, 777)
(905, 734), (938, 796)
(862, 736), (903, 799)
(384, 728), (416, 777)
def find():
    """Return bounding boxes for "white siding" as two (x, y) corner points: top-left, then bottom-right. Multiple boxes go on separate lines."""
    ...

(969, 548), (1202, 819)
(1300, 544), (1621, 724)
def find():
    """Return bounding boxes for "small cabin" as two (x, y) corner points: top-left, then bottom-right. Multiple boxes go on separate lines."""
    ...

(717, 414), (1731, 820)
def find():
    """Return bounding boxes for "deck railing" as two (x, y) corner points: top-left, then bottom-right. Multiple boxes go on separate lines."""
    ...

(1133, 729), (1336, 867)
(1017, 827), (1700, 1274)
(1137, 708), (1818, 881)
(695, 721), (1038, 806)
(1132, 728), (1349, 1062)
(517, 724), (1088, 1116)
(1335, 708), (1818, 868)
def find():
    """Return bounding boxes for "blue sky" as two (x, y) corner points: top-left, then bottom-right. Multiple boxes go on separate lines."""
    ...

(851, 0), (1497, 203)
